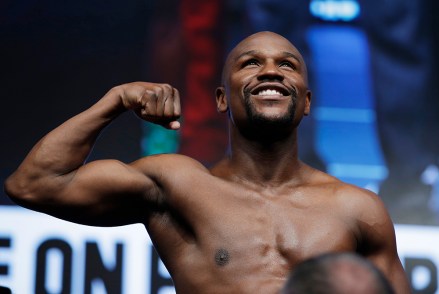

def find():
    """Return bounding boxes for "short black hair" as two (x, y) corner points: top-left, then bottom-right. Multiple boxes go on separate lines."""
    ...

(282, 252), (395, 294)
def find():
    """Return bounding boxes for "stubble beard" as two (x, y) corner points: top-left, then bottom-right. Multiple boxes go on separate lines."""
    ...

(243, 88), (297, 130)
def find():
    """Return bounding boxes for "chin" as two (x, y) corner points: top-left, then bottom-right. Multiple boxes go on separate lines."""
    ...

(260, 111), (292, 120)
(241, 114), (296, 141)
(248, 105), (296, 124)
(249, 113), (295, 128)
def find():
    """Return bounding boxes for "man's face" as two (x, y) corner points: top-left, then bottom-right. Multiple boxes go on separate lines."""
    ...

(218, 32), (311, 131)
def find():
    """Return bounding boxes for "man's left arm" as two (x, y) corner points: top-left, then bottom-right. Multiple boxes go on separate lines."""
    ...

(354, 189), (411, 294)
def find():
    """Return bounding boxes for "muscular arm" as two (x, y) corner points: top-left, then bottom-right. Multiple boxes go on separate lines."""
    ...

(354, 189), (410, 293)
(4, 82), (181, 226)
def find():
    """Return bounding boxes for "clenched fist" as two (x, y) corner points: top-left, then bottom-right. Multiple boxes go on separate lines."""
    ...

(117, 82), (181, 130)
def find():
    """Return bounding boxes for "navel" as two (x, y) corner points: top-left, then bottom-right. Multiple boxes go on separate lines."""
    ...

(214, 248), (230, 266)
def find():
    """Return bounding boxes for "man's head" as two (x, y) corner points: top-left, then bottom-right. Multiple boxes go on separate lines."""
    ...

(215, 31), (311, 138)
(281, 252), (395, 294)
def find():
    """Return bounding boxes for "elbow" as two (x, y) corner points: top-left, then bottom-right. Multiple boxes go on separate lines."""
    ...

(4, 173), (39, 207)
(4, 174), (21, 203)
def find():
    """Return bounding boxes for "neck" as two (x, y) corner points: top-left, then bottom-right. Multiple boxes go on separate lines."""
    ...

(223, 125), (303, 185)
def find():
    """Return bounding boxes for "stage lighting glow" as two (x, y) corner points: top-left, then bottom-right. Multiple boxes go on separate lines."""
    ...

(309, 0), (360, 22)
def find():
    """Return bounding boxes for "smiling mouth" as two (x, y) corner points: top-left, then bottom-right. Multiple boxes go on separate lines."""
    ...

(257, 89), (283, 96)
(252, 89), (290, 101)
(249, 83), (292, 98)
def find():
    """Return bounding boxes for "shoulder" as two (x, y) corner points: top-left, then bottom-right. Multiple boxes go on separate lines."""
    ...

(129, 153), (212, 187)
(309, 168), (387, 217)
(321, 177), (396, 252)
(131, 153), (208, 173)
(321, 175), (390, 227)
(337, 182), (390, 226)
(307, 168), (393, 234)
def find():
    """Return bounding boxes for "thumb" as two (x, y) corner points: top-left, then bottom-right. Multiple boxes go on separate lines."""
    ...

(167, 120), (181, 130)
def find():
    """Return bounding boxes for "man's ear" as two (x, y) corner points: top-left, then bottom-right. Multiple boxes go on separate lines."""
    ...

(216, 86), (228, 113)
(304, 90), (312, 116)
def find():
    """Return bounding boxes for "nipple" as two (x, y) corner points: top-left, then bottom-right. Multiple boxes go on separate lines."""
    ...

(215, 248), (230, 266)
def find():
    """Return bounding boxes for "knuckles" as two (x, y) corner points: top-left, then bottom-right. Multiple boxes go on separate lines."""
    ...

(119, 82), (180, 126)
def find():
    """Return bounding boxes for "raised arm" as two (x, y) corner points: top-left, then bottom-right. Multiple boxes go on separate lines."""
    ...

(354, 189), (411, 294)
(4, 82), (181, 226)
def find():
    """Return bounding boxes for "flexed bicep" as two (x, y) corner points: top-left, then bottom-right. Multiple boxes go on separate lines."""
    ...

(4, 81), (182, 226)
(44, 159), (161, 226)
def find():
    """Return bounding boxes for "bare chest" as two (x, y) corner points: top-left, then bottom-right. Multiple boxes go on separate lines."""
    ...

(148, 183), (359, 293)
(172, 185), (357, 267)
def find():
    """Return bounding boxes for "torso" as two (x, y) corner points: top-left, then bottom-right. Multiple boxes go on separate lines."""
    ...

(143, 156), (366, 294)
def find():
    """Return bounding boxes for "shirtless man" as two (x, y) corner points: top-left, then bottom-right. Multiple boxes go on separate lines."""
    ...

(4, 31), (410, 293)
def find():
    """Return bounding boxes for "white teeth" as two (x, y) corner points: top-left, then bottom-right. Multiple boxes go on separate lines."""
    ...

(258, 89), (282, 96)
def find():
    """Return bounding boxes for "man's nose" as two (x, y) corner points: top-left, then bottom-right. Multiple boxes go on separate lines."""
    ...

(257, 62), (284, 81)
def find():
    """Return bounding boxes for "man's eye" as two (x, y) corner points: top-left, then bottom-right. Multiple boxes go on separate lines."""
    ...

(243, 59), (259, 67)
(280, 61), (296, 70)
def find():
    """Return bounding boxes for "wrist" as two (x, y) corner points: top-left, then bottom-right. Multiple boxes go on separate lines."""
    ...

(93, 86), (128, 119)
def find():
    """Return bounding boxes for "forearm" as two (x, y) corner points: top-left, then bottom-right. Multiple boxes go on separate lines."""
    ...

(5, 87), (126, 201)
(35, 88), (125, 170)
(5, 81), (180, 213)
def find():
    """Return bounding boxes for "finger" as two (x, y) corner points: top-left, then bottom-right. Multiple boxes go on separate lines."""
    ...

(157, 84), (172, 116)
(172, 87), (181, 117)
(168, 120), (181, 130)
(142, 88), (158, 118)
(163, 90), (175, 119)
(162, 87), (180, 130)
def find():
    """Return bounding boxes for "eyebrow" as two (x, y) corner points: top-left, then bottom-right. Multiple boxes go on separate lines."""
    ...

(234, 50), (301, 63)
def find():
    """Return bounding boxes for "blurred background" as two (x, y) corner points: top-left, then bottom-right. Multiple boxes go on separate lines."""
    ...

(1, 0), (439, 293)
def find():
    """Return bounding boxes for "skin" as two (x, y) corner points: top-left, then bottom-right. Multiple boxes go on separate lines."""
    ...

(4, 32), (410, 294)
